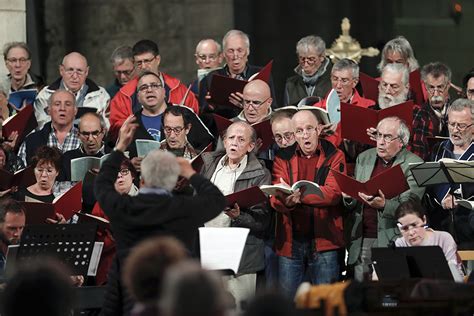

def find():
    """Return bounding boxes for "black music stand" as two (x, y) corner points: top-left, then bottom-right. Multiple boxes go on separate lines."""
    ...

(371, 246), (454, 281)
(10, 224), (98, 276)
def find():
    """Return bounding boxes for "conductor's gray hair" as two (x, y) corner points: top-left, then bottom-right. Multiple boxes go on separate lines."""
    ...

(141, 150), (180, 191)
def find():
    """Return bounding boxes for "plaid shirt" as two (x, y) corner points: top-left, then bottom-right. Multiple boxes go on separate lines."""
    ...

(18, 125), (81, 166)
(409, 102), (448, 160)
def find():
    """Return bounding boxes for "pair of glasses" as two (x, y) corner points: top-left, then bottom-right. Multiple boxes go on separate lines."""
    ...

(274, 132), (294, 142)
(78, 129), (103, 138)
(331, 76), (354, 86)
(447, 122), (473, 131)
(375, 132), (400, 143)
(164, 126), (185, 135)
(298, 56), (320, 65)
(63, 67), (86, 76)
(379, 81), (401, 93)
(35, 168), (56, 175)
(6, 57), (29, 64)
(243, 97), (270, 109)
(466, 89), (474, 97)
(114, 69), (134, 76)
(196, 54), (218, 62)
(135, 56), (156, 67)
(397, 222), (425, 233)
(119, 168), (130, 176)
(225, 49), (246, 58)
(137, 83), (163, 93)
(295, 126), (316, 137)
(426, 84), (447, 94)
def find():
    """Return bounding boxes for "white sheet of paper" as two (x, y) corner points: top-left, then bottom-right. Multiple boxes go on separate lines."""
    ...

(136, 139), (162, 158)
(87, 241), (104, 276)
(199, 227), (249, 274)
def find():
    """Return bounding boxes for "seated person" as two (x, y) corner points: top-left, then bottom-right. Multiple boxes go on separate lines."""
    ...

(90, 158), (138, 285)
(394, 198), (464, 277)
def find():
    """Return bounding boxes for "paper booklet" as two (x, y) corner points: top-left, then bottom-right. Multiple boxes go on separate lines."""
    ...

(136, 139), (162, 158)
(0, 166), (35, 190)
(22, 182), (83, 224)
(2, 104), (37, 149)
(199, 227), (250, 274)
(225, 186), (268, 209)
(70, 154), (111, 181)
(8, 89), (37, 110)
(197, 67), (223, 82)
(260, 180), (323, 198)
(332, 164), (409, 203)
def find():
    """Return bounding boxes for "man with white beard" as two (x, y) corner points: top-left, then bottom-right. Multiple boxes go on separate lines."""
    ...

(377, 63), (410, 109)
(409, 62), (452, 160)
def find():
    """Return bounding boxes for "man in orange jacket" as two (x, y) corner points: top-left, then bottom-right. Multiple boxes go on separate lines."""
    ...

(109, 39), (199, 140)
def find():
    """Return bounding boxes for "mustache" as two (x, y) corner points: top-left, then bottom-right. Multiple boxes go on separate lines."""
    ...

(430, 95), (444, 103)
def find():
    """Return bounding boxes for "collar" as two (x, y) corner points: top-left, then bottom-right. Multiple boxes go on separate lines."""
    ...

(236, 108), (272, 123)
(376, 153), (397, 166)
(51, 123), (77, 136)
(79, 143), (105, 156)
(218, 154), (248, 170)
(294, 57), (330, 80)
(60, 79), (87, 96)
(295, 143), (320, 158)
(224, 64), (249, 79)
(139, 187), (172, 196)
(8, 73), (36, 91)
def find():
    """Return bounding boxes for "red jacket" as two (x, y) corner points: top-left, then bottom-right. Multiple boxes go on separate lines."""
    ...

(313, 89), (375, 147)
(109, 73), (199, 139)
(270, 140), (346, 256)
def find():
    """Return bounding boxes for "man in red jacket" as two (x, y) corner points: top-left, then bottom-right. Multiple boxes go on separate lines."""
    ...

(109, 39), (199, 140)
(270, 110), (346, 298)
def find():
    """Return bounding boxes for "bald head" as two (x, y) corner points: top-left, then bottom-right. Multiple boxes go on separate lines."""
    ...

(60, 52), (89, 93)
(195, 39), (223, 69)
(242, 79), (272, 124)
(292, 110), (320, 156)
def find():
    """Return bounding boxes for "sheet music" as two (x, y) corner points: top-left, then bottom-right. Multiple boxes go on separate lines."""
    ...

(199, 227), (249, 274)
(87, 242), (104, 276)
(409, 162), (451, 186)
(136, 139), (162, 157)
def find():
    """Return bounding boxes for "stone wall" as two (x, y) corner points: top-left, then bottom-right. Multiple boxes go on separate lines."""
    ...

(0, 0), (26, 77)
(42, 0), (233, 87)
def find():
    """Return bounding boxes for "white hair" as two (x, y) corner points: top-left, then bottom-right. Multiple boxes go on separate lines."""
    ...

(222, 29), (250, 52)
(141, 150), (180, 190)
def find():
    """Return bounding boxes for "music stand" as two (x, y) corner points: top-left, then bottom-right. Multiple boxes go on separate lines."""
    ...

(11, 224), (98, 276)
(409, 160), (474, 187)
(371, 246), (454, 281)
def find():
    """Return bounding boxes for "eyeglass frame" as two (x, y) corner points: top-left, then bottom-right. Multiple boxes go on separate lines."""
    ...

(134, 55), (157, 67)
(78, 129), (104, 139)
(447, 121), (473, 131)
(375, 132), (400, 143)
(294, 126), (317, 137)
(34, 167), (57, 176)
(298, 55), (322, 65)
(397, 222), (425, 233)
(273, 132), (295, 143)
(6, 57), (30, 64)
(426, 83), (448, 94)
(195, 54), (219, 62)
(243, 96), (271, 109)
(137, 82), (163, 93)
(62, 66), (87, 77)
(163, 126), (186, 135)
(118, 168), (130, 176)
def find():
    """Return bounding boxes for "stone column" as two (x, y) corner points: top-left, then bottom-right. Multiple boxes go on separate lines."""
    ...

(0, 0), (26, 77)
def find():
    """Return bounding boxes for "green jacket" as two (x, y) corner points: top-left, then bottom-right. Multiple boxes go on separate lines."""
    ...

(345, 148), (425, 265)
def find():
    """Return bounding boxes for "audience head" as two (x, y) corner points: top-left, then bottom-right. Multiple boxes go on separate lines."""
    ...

(292, 110), (321, 156)
(159, 260), (228, 316)
(242, 79), (272, 124)
(49, 89), (77, 129)
(162, 107), (192, 150)
(195, 39), (223, 69)
(0, 198), (25, 246)
(141, 150), (180, 191)
(133, 39), (161, 73)
(462, 68), (474, 101)
(123, 236), (187, 304)
(296, 35), (326, 76)
(222, 29), (250, 75)
(271, 110), (295, 148)
(110, 45), (135, 86)
(378, 63), (409, 109)
(331, 58), (359, 103)
(378, 36), (419, 72)
(31, 146), (62, 191)
(395, 197), (428, 246)
(1, 259), (74, 316)
(447, 98), (473, 150)
(3, 42), (31, 83)
(375, 116), (410, 161)
(78, 112), (106, 155)
(137, 71), (166, 114)
(114, 158), (137, 194)
(421, 62), (451, 110)
(59, 52), (89, 93)
(223, 121), (256, 165)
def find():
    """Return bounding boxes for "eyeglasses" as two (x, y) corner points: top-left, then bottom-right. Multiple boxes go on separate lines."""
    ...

(375, 132), (400, 143)
(137, 83), (163, 93)
(63, 66), (86, 77)
(119, 168), (130, 176)
(331, 76), (354, 86)
(196, 54), (218, 62)
(295, 126), (317, 137)
(243, 97), (270, 109)
(447, 122), (473, 131)
(34, 168), (56, 176)
(6, 57), (29, 64)
(164, 126), (185, 135)
(224, 48), (246, 58)
(397, 222), (425, 233)
(379, 81), (402, 93)
(79, 129), (103, 138)
(426, 84), (447, 94)
(298, 56), (320, 65)
(466, 89), (474, 97)
(135, 56), (156, 67)
(114, 69), (134, 77)
(274, 132), (294, 143)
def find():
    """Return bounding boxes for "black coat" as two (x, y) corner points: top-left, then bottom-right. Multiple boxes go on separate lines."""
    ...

(94, 150), (226, 315)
